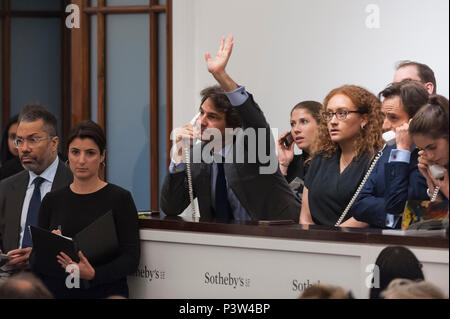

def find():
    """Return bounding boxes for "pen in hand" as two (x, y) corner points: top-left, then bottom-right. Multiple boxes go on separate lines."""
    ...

(52, 225), (62, 236)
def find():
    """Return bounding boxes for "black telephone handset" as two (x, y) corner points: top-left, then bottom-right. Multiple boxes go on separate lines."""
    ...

(282, 132), (294, 148)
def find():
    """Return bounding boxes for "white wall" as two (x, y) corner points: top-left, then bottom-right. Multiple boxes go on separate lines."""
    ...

(173, 0), (449, 135)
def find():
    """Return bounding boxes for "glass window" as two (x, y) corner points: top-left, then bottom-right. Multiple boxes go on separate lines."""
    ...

(90, 15), (98, 123)
(10, 18), (62, 135)
(106, 0), (149, 6)
(158, 13), (167, 194)
(11, 0), (61, 11)
(105, 14), (150, 210)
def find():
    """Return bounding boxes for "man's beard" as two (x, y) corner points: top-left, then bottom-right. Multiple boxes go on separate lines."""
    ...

(20, 152), (51, 174)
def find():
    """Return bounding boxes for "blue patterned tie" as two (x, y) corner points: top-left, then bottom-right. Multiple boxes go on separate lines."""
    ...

(22, 177), (45, 248)
(215, 161), (233, 221)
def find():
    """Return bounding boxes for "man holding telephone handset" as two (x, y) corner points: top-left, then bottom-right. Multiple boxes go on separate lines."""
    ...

(160, 35), (301, 223)
(350, 80), (430, 228)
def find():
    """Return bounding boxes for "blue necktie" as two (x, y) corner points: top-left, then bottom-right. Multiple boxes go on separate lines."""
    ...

(215, 161), (233, 221)
(22, 177), (45, 248)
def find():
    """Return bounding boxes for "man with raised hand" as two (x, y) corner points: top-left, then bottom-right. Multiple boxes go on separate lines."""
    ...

(161, 35), (300, 223)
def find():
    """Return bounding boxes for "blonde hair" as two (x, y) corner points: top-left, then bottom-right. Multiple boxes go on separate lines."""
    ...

(314, 85), (384, 159)
(299, 284), (352, 299)
(381, 279), (447, 299)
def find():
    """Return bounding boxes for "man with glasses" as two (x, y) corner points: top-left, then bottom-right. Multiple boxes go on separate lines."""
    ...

(350, 80), (429, 229)
(0, 106), (73, 276)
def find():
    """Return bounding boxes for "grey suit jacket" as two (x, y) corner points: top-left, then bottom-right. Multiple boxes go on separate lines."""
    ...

(0, 159), (73, 252)
(160, 94), (301, 222)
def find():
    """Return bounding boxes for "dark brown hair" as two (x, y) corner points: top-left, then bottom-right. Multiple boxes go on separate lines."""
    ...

(396, 61), (437, 94)
(379, 80), (429, 118)
(370, 246), (424, 299)
(1, 115), (19, 164)
(19, 105), (58, 137)
(200, 85), (241, 129)
(291, 100), (323, 124)
(409, 95), (449, 141)
(67, 120), (106, 155)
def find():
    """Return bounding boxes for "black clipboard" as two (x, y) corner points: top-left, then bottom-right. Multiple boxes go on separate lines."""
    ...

(31, 210), (119, 269)
(74, 210), (119, 265)
(30, 226), (79, 271)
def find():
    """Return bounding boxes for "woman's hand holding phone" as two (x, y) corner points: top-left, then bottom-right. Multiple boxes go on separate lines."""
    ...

(418, 150), (449, 200)
(277, 132), (295, 175)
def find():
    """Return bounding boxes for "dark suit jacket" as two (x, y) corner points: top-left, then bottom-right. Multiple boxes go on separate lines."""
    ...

(351, 145), (428, 228)
(0, 159), (73, 252)
(160, 94), (301, 222)
(0, 157), (24, 181)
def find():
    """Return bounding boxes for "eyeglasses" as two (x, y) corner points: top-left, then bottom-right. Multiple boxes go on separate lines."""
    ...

(322, 110), (364, 122)
(13, 136), (54, 148)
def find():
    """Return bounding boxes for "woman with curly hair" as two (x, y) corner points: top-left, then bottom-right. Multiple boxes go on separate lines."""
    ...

(299, 85), (384, 227)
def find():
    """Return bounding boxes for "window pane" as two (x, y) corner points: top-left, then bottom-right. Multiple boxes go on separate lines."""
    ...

(158, 13), (167, 195)
(90, 0), (98, 7)
(106, 0), (149, 6)
(90, 15), (98, 123)
(10, 18), (62, 135)
(106, 14), (150, 210)
(11, 0), (62, 11)
(0, 19), (2, 128)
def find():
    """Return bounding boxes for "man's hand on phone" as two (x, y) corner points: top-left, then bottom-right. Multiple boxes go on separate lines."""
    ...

(5, 247), (32, 270)
(172, 124), (195, 163)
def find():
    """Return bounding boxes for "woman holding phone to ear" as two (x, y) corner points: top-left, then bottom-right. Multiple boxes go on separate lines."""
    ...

(299, 85), (384, 227)
(277, 101), (322, 199)
(409, 95), (449, 200)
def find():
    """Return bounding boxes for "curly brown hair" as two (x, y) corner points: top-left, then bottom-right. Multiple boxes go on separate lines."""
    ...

(314, 85), (384, 158)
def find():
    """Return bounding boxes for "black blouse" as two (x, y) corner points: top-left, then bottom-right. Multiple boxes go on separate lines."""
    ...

(284, 153), (310, 200)
(33, 183), (140, 299)
(304, 149), (372, 226)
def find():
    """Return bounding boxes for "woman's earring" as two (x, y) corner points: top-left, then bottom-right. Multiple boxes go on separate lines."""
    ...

(65, 160), (70, 167)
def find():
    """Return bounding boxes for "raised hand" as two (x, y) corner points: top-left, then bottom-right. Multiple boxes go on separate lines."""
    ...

(205, 34), (234, 75)
(205, 35), (238, 92)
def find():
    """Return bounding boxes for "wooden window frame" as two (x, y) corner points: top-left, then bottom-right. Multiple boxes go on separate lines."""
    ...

(71, 0), (173, 211)
(0, 0), (71, 149)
